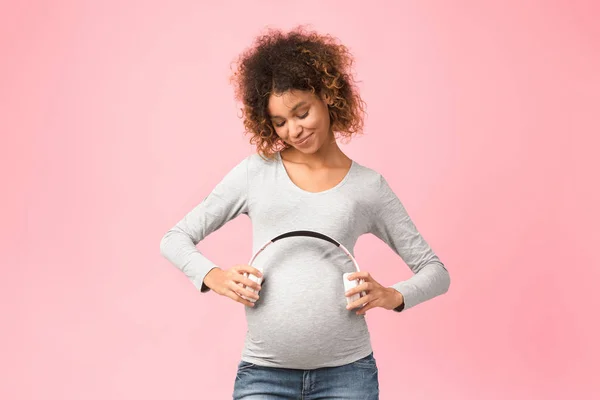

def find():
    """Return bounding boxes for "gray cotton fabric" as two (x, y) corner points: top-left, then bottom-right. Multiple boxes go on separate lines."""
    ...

(160, 151), (450, 369)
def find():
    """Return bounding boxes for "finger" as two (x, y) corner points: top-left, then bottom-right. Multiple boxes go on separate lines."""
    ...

(231, 274), (262, 291)
(237, 286), (260, 302)
(237, 265), (263, 279)
(224, 290), (255, 307)
(227, 281), (260, 301)
(345, 282), (371, 298)
(346, 294), (371, 311)
(356, 301), (378, 315)
(347, 271), (371, 281)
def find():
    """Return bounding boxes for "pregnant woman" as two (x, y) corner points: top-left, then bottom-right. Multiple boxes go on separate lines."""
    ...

(160, 26), (451, 399)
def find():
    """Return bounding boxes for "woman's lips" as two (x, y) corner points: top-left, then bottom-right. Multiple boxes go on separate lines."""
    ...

(294, 133), (313, 145)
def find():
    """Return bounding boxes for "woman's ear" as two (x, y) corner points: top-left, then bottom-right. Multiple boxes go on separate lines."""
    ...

(321, 91), (333, 105)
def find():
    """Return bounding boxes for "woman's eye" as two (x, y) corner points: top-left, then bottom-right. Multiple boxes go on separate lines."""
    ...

(273, 111), (308, 128)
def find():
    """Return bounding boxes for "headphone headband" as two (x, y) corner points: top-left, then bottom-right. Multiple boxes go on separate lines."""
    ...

(248, 230), (360, 272)
(271, 230), (340, 247)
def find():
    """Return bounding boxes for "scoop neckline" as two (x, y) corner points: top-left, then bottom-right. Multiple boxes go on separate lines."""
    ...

(276, 151), (355, 195)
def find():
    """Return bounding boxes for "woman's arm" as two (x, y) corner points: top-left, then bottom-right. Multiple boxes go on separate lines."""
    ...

(159, 156), (250, 292)
(368, 174), (450, 311)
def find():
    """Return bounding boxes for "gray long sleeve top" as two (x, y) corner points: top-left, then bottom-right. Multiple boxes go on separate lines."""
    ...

(160, 151), (450, 369)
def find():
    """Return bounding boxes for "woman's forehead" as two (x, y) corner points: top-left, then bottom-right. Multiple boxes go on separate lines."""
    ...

(267, 90), (316, 116)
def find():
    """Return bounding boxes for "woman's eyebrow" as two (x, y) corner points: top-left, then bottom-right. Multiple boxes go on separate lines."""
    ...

(269, 101), (308, 119)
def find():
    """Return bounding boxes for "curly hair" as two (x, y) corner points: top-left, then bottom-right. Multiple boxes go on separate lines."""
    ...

(229, 25), (367, 160)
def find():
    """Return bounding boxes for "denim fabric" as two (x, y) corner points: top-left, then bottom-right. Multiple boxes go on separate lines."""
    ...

(233, 352), (379, 399)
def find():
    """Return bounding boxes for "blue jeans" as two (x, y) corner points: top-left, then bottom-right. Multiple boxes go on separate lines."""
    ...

(232, 352), (379, 399)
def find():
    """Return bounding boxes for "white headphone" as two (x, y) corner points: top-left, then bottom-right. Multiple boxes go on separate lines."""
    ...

(241, 230), (366, 305)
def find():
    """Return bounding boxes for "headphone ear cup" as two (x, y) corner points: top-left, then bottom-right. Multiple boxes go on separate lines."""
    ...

(343, 273), (362, 305)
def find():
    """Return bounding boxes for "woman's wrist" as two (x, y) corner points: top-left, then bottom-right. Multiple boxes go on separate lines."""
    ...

(203, 266), (223, 290)
(387, 288), (405, 311)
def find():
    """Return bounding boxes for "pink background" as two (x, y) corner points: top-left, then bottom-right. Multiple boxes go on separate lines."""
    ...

(3, 1), (599, 399)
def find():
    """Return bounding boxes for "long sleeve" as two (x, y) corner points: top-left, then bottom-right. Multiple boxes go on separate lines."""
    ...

(369, 174), (450, 311)
(159, 156), (250, 292)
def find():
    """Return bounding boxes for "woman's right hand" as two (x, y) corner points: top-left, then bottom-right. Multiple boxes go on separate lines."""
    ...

(203, 265), (263, 307)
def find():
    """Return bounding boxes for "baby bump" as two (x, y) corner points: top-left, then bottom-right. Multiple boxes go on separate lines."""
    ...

(242, 262), (370, 367)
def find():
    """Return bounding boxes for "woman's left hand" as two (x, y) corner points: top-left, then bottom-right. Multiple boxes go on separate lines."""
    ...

(345, 271), (404, 315)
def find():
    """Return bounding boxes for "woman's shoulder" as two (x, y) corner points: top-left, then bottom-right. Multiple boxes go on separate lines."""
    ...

(244, 151), (278, 173)
(348, 159), (402, 211)
(229, 152), (279, 186)
(230, 151), (276, 168)
(248, 151), (278, 164)
(350, 158), (388, 189)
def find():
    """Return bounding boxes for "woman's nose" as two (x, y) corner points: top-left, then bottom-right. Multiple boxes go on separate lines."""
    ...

(288, 120), (302, 137)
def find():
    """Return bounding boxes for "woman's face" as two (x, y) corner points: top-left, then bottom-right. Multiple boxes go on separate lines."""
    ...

(267, 89), (332, 152)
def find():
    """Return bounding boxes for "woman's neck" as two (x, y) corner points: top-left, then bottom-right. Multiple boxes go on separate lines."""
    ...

(281, 132), (350, 169)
